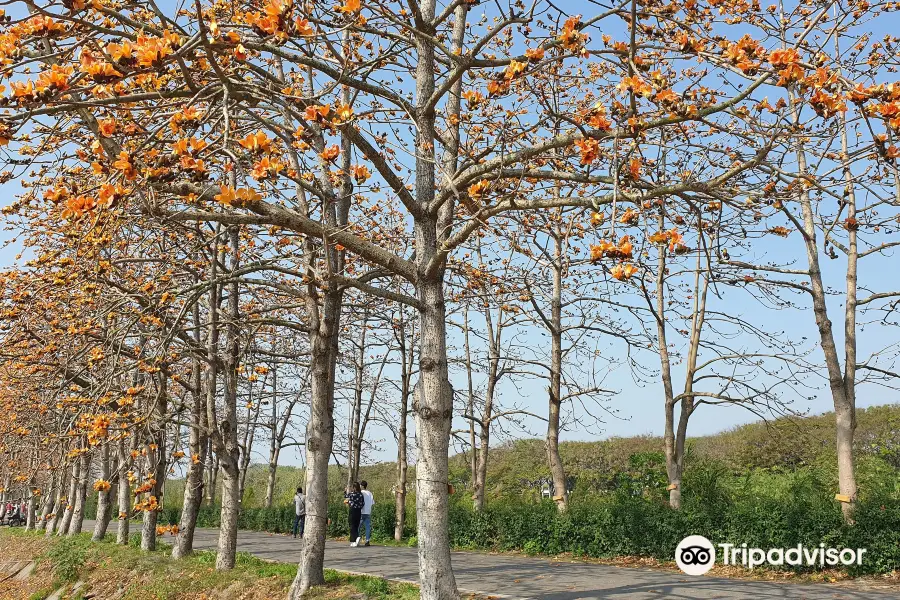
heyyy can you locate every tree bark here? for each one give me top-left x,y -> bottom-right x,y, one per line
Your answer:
414,278 -> 458,599
394,308 -> 413,542
116,436 -> 132,545
409,1 -> 466,595
789,88 -> 858,521
47,466 -> 69,537
68,451 -> 91,536
206,451 -> 219,507
173,281 -> 209,558
264,368 -> 279,510
288,289 -> 342,597
141,373 -> 169,552
37,471 -> 56,531
92,443 -> 113,541
287,60 -> 350,598
56,458 -> 79,536
25,483 -> 36,531
213,226 -> 242,570
546,259 -> 568,512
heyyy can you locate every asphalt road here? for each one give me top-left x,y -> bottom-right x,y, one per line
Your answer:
84,521 -> 898,599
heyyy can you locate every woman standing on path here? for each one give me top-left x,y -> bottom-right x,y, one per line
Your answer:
344,482 -> 364,547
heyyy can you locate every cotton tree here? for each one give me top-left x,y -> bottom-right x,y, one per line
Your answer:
695,1 -> 900,521
0,0 -> 879,598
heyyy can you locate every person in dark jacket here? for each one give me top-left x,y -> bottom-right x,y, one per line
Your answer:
344,482 -> 364,547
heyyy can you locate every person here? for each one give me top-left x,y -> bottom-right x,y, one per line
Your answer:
292,486 -> 306,539
360,480 -> 374,546
344,482 -> 364,547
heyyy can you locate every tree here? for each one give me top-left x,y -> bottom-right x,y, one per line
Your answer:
3,1 -> 883,598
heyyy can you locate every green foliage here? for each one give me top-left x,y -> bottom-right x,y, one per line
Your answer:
406,536 -> 417,548
150,406 -> 900,578
43,536 -> 89,584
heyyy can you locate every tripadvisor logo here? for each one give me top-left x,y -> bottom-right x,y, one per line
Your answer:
675,535 -> 716,576
675,535 -> 868,575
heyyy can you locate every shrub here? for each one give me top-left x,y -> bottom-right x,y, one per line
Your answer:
157,464 -> 900,576
44,537 -> 88,584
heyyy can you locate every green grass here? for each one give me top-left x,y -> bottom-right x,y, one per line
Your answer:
4,528 -> 420,600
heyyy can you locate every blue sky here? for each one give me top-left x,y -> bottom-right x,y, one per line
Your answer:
1,0 -> 897,470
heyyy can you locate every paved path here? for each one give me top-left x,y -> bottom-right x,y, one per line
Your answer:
86,521 -> 898,599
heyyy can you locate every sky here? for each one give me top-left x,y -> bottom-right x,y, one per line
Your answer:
0,0 -> 897,471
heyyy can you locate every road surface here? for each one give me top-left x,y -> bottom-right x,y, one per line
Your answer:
84,521 -> 898,599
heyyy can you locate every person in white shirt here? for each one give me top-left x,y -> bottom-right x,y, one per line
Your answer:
359,480 -> 374,546
292,486 -> 306,539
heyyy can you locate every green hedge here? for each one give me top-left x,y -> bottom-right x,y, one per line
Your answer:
153,470 -> 900,576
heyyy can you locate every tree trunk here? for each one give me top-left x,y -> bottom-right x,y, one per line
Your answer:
212,226 -> 243,571
141,373 -> 168,552
218,463 -> 241,568
789,88 -> 858,521
264,448 -> 280,510
414,277 -> 458,599
56,459 -> 79,536
206,451 -> 219,507
546,261 -> 568,512
462,306 -> 477,496
395,309 -> 413,542
409,0 -> 465,593
47,467 -> 68,537
173,288 -> 209,559
287,67 -> 349,595
116,437 -> 132,545
68,452 -> 91,536
37,472 -> 56,531
288,289 -> 341,597
264,369 -> 279,510
25,484 -> 37,531
92,444 -> 113,541
837,84 -> 859,522
473,271 -> 502,512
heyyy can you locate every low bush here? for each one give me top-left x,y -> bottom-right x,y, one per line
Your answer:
43,535 -> 89,584
153,464 -> 900,576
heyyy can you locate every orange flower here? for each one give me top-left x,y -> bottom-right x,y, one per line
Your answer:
558,15 -> 586,51
113,152 -> 137,180
351,164 -> 370,183
462,89 -> 484,109
627,158 -> 641,181
251,156 -> 285,180
238,131 -> 273,153
319,145 -> 340,161
336,0 -> 361,14
610,263 -> 638,281
618,208 -> 639,225
525,47 -> 544,62
304,104 -> 330,122
98,118 -> 116,137
574,138 -> 600,164
215,185 -> 237,205
106,41 -> 134,65
294,18 -> 315,36
36,65 -> 73,93
468,179 -> 490,199
504,60 -> 527,80
333,103 -> 354,123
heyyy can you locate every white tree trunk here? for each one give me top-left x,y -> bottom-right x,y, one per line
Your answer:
92,444 -> 113,541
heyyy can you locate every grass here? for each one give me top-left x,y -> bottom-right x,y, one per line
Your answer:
0,527 -> 421,600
